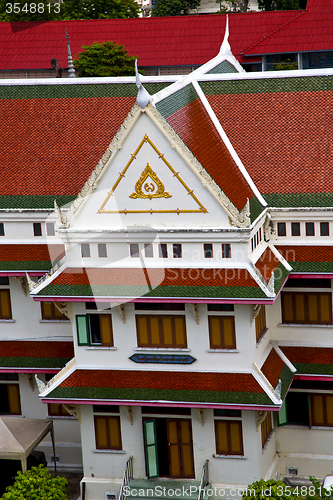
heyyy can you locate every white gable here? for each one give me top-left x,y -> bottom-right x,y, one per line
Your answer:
71,111 -> 233,230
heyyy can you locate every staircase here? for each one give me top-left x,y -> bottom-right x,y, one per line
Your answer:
126,478 -> 206,500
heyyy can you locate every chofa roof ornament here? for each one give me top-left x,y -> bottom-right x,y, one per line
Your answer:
135,59 -> 151,109
219,14 -> 231,56
66,29 -> 76,78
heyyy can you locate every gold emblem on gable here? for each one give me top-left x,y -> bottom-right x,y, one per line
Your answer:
129,163 -> 171,200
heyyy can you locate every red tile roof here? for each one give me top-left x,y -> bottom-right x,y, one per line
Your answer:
59,369 -> 265,393
40,267 -> 259,288
0,244 -> 64,262
0,340 -> 73,359
167,97 -> 254,210
0,12 -> 299,70
275,246 -> 333,263
243,0 -> 333,56
0,97 -> 134,197
255,248 -> 281,282
207,89 -> 333,195
280,345 -> 333,365
261,348 -> 285,387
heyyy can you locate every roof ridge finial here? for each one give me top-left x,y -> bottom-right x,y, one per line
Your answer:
219,14 -> 231,55
135,59 -> 151,109
66,29 -> 76,78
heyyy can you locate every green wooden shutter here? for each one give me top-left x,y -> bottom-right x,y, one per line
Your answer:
143,419 -> 159,479
277,399 -> 288,426
76,315 -> 89,346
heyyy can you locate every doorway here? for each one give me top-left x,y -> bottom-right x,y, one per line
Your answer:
143,418 -> 195,479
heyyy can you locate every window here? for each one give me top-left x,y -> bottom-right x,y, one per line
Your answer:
306,222 -> 315,236
173,244 -> 182,258
81,244 -> 90,258
0,277 -> 9,285
136,315 -> 187,348
277,223 -> 286,236
159,244 -> 168,258
214,420 -> 243,456
321,222 -> 329,236
33,222 -> 42,236
98,244 -> 107,258
0,290 -> 12,319
76,314 -> 113,346
135,303 -> 185,311
281,292 -> 332,324
261,413 -> 273,448
278,391 -> 310,427
46,223 -> 55,236
144,244 -> 153,258
48,404 -> 71,417
130,243 -> 139,258
0,382 -> 21,415
208,304 -> 234,311
204,244 -> 213,258
0,223 -> 4,236
310,394 -> 333,427
291,222 -> 300,236
94,415 -> 122,450
284,278 -> 331,288
222,244 -> 231,258
41,302 -> 68,321
255,306 -> 267,342
208,316 -> 236,349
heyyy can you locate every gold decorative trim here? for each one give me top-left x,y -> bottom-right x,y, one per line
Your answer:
98,134 -> 208,214
130,163 -> 171,200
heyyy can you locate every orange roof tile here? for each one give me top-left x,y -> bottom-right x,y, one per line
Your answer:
207,90 -> 333,195
275,245 -> 333,263
167,97 -> 254,211
255,248 -> 281,281
261,348 -> 285,387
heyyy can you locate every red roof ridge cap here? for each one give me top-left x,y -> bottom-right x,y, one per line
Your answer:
241,9 -> 305,56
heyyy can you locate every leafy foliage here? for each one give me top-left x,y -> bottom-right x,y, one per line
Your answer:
0,0 -> 139,21
74,41 -> 137,77
2,465 -> 67,500
274,59 -> 298,70
0,0 -> 64,21
258,0 -> 306,10
151,0 -> 201,16
61,0 -> 139,20
242,478 -> 333,500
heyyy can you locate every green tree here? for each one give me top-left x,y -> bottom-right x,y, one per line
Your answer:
61,0 -> 139,20
0,0 -> 64,21
0,0 -> 139,21
151,0 -> 201,16
74,41 -> 137,77
258,0 -> 306,10
2,465 -> 68,500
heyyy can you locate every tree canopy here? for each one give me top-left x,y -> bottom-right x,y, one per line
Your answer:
74,41 -> 137,77
258,0 -> 306,10
151,0 -> 201,16
2,466 -> 68,500
0,0 -> 139,21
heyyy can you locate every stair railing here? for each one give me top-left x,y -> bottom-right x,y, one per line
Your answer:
119,455 -> 133,500
198,459 -> 209,500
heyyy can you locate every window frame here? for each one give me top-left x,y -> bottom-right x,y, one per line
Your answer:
204,244 -> 213,259
0,382 -> 21,415
320,222 -> 330,236
214,419 -> 244,456
81,244 -> 90,258
0,289 -> 12,319
33,222 -> 42,237
94,414 -> 122,450
277,222 -> 286,236
306,222 -> 315,236
261,412 -> 273,448
281,291 -> 332,325
130,243 -> 139,258
76,314 -> 114,347
136,314 -> 187,348
173,244 -> 182,258
98,243 -> 107,258
291,222 -> 300,236
0,223 -> 5,236
310,393 -> 333,427
222,244 -> 231,258
255,305 -> 267,343
208,315 -> 236,349
159,244 -> 168,258
48,403 -> 71,417
41,301 -> 68,321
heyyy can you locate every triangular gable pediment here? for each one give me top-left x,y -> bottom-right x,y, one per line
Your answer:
98,133 -> 207,216
65,102 -> 248,230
